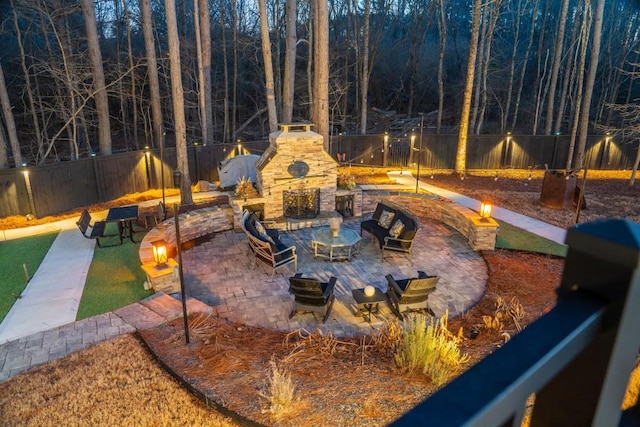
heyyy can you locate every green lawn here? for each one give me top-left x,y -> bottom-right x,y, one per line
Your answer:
76,229 -> 153,320
495,220 -> 567,257
0,232 -> 59,322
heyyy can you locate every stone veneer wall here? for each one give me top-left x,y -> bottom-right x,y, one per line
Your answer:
362,193 -> 498,251
255,125 -> 339,220
139,206 -> 234,266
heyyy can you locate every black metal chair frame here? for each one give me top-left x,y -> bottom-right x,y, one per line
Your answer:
385,271 -> 439,320
288,273 -> 337,323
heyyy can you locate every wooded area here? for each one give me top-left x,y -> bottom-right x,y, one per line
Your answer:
0,0 -> 639,172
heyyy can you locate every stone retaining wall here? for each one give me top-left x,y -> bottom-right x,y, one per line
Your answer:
139,205 -> 234,293
362,193 -> 498,251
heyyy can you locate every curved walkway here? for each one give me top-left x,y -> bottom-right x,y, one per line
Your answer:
0,174 -> 567,381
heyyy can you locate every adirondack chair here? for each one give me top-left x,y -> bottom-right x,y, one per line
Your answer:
288,273 -> 337,323
385,271 -> 439,320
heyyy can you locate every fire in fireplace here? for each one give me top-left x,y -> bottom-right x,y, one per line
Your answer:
283,188 -> 320,219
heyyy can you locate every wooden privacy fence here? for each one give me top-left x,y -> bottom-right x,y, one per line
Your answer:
0,135 -> 636,218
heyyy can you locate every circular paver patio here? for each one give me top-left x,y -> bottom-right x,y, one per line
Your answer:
182,213 -> 488,337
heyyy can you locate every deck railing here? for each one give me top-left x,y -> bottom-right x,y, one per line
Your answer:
391,218 -> 640,427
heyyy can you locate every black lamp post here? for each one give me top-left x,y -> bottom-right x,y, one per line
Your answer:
173,169 -> 189,344
173,203 -> 190,345
415,115 -> 424,194
160,132 -> 166,206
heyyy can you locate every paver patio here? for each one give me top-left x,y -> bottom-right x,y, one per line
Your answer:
183,216 -> 488,337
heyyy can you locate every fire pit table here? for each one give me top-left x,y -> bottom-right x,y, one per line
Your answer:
311,227 -> 361,262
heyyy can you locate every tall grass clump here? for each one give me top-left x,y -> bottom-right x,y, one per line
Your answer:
395,312 -> 469,387
260,357 -> 295,418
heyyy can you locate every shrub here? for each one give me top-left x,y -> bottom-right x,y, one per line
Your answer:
395,312 -> 469,387
260,357 -> 295,418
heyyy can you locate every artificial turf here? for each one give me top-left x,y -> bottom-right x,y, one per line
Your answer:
495,220 -> 567,257
76,226 -> 153,320
0,232 -> 59,323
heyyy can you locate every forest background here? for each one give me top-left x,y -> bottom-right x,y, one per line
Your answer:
0,0 -> 639,182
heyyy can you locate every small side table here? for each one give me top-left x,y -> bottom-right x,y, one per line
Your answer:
352,287 -> 386,322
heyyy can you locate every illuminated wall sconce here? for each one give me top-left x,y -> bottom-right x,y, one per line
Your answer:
151,239 -> 169,267
480,202 -> 492,220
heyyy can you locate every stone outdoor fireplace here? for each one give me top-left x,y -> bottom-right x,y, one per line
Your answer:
255,123 -> 339,220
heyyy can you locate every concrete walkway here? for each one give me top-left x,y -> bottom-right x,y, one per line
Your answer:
0,219 -> 95,344
0,178 -> 568,382
385,171 -> 567,245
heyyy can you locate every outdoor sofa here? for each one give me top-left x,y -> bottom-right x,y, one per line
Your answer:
360,201 -> 420,259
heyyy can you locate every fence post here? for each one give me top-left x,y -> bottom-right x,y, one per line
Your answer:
530,219 -> 640,426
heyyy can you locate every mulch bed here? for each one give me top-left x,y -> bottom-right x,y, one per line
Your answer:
138,249 -> 563,427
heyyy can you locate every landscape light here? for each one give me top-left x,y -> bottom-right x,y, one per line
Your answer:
480,202 -> 492,220
151,239 -> 168,267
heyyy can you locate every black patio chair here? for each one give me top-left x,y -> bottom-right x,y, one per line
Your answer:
385,271 -> 439,320
288,273 -> 337,323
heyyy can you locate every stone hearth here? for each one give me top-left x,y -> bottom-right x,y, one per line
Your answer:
254,123 -> 339,220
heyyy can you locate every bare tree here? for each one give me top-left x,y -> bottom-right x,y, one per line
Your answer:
436,0 -> 447,134
566,2 -> 592,170
0,63 -> 22,167
282,0 -> 297,123
575,0 -> 606,169
140,0 -> 164,148
313,0 -> 330,146
80,0 -> 112,155
258,0 -> 279,132
219,0 -> 230,143
165,0 -> 193,204
0,122 -> 8,169
455,0 -> 482,175
196,0 -> 213,145
358,0 -> 371,134
544,0 -> 569,135
11,0 -> 42,160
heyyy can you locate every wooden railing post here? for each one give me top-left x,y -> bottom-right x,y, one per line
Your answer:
531,219 -> 640,426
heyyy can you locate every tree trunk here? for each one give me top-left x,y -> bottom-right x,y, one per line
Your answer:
566,3 -> 592,170
0,121 -> 8,169
11,0 -> 42,161
258,0 -> 279,132
194,0 -> 206,145
475,0 -> 501,135
436,0 -> 447,134
80,0 -> 112,155
282,0 -> 297,123
554,6 -> 581,135
0,63 -> 23,167
198,0 -> 213,145
575,0 -> 606,169
359,0 -> 370,135
313,0 -> 330,146
544,0 -> 570,135
123,0 -> 139,147
140,0 -> 164,149
511,0 -> 539,131
455,0 -> 482,175
219,0 -> 230,143
232,0 -> 239,140
165,0 -> 193,205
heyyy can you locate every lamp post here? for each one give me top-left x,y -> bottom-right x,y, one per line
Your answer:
416,115 -> 424,194
173,203 -> 190,344
144,146 -> 151,190
160,132 -> 166,206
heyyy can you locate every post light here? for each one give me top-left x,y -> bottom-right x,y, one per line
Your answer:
173,169 -> 182,188
144,146 -> 151,189
151,239 -> 168,267
237,139 -> 242,156
480,202 -> 492,220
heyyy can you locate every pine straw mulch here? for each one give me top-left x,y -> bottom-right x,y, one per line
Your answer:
133,250 -> 563,427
